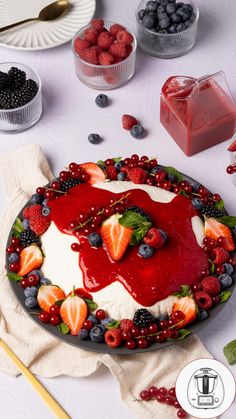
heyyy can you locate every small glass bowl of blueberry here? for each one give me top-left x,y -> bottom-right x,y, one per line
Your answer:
136,0 -> 199,58
0,62 -> 42,133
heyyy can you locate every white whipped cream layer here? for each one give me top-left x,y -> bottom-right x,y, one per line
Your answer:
41,181 -> 204,319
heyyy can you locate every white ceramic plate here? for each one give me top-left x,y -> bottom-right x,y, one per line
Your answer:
0,0 -> 96,50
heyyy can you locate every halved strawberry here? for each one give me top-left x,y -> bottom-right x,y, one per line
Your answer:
228,139 -> 236,152
37,285 -> 66,313
60,292 -> 87,335
18,245 -> 43,277
80,162 -> 106,185
205,218 -> 235,252
171,296 -> 197,329
101,213 -> 133,261
68,288 -> 92,300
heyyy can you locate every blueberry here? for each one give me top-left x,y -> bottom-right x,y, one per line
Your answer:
138,244 -> 154,258
29,269 -> 43,279
170,12 -> 181,23
159,229 -> 168,242
156,313 -> 168,322
88,232 -> 102,247
42,199 -> 48,207
184,20 -> 191,29
167,173 -> 176,181
30,193 -> 43,205
130,124 -> 145,139
9,252 -> 19,263
138,9 -> 146,20
189,180 -> 200,192
114,161 -> 124,170
176,2 -> 184,8
166,3 -> 176,15
191,197 -> 203,210
183,4 -> 193,14
176,22 -> 185,32
157,5 -> 166,15
197,309 -> 209,321
88,133 -> 102,145
78,328 -> 89,340
117,172 -> 126,181
143,14 -> 156,28
159,16 -> 170,29
89,324 -> 105,343
219,274 -> 233,289
101,317 -> 114,327
159,0 -> 169,5
95,94 -> 109,108
146,1 -> 158,12
189,12 -> 196,22
87,314 -> 99,325
40,277 -> 52,285
24,286 -> 38,298
25,296 -> 37,309
42,206 -> 50,216
223,263 -> 234,276
151,166 -> 162,175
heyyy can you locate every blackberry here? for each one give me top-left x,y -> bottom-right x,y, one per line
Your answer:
11,89 -> 32,108
201,204 -> 224,218
124,205 -> 151,221
8,67 -> 26,90
19,230 -> 41,247
22,79 -> 38,98
133,309 -> 154,328
0,71 -> 9,91
61,178 -> 82,192
0,89 -> 11,109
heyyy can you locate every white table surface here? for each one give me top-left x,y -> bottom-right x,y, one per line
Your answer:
0,0 -> 236,418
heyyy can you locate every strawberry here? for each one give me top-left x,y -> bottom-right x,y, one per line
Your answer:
68,288 -> 92,300
23,204 -> 41,220
201,276 -> 221,296
116,30 -> 133,45
144,228 -> 165,249
18,244 -> 43,277
106,165 -> 117,180
205,218 -> 235,252
29,215 -> 50,235
109,23 -> 125,37
211,247 -> 229,265
98,51 -> 114,66
80,46 -> 100,64
37,285 -> 66,313
126,44 -> 133,55
109,42 -> 127,58
122,114 -> 138,130
60,291 -> 87,335
105,329 -> 122,348
79,162 -> 106,184
91,18 -> 104,31
119,319 -> 134,333
83,27 -> 99,45
171,296 -> 197,329
194,291 -> 212,310
228,139 -> 236,152
74,37 -> 90,54
97,31 -> 114,50
128,168 -> 148,184
101,213 -> 133,261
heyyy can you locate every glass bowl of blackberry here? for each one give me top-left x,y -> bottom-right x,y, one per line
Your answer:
136,0 -> 199,58
0,62 -> 42,133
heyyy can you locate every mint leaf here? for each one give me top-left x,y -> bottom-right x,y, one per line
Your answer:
106,320 -> 120,330
178,190 -> 188,197
223,340 -> 236,365
130,225 -> 151,245
173,285 -> 191,297
169,329 -> 191,341
7,272 -> 22,282
215,199 -> 224,210
165,166 -> 183,183
12,217 -> 24,237
97,160 -> 106,168
119,211 -> 149,229
112,157 -> 122,163
55,299 -> 65,307
216,216 -> 236,229
219,291 -> 232,303
58,322 -> 70,335
84,298 -> 98,311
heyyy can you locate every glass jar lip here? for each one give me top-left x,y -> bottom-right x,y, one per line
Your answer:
135,1 -> 199,37
71,20 -> 137,69
0,61 -> 42,113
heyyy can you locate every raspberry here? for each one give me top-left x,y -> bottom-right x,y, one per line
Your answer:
122,114 -> 138,130
144,228 -> 165,249
23,204 -> 42,220
74,38 -> 90,54
83,28 -> 99,45
80,46 -> 100,64
201,276 -> 221,296
106,166 -> 117,180
109,23 -> 125,37
29,215 -> 50,235
97,31 -> 114,50
194,291 -> 213,310
128,168 -> 148,184
116,30 -> 133,45
120,319 -> 134,332
109,42 -> 127,58
91,18 -> 104,31
98,51 -> 114,66
105,329 -> 123,348
212,247 -> 229,265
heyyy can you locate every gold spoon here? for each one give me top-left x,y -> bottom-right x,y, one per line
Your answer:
0,0 -> 70,33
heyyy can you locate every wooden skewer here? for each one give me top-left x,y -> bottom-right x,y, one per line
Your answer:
0,339 -> 71,419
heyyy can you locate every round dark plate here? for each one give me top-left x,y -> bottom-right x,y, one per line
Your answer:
6,169 -> 236,354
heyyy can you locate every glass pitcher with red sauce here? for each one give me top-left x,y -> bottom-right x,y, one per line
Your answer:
160,72 -> 236,156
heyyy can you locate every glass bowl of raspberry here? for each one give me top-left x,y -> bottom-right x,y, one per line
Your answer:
72,19 -> 137,90
136,0 -> 199,58
0,62 -> 42,133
